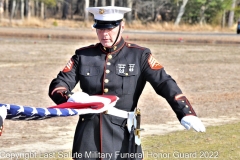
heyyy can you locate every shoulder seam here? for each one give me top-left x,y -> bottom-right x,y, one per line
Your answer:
125,43 -> 145,50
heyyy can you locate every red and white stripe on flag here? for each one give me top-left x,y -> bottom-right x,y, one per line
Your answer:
49,95 -> 117,109
49,95 -> 118,115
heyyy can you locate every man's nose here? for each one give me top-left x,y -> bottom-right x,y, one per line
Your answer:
103,31 -> 109,35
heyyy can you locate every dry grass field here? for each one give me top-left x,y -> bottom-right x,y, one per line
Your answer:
0,17 -> 238,32
0,25 -> 240,158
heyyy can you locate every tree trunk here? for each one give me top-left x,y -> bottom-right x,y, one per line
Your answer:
40,1 -> 44,19
5,0 -> 9,18
134,1 -> 138,20
228,0 -> 236,27
199,5 -> 206,26
222,10 -> 226,28
174,0 -> 188,26
10,0 -> 16,22
0,0 -> 3,22
30,0 -> 34,18
70,0 -> 73,19
56,2 -> 62,18
25,0 -> 30,19
84,0 -> 89,21
35,0 -> 39,17
126,0 -> 132,23
21,0 -> 24,20
14,0 -> 19,18
151,0 -> 154,20
62,0 -> 69,19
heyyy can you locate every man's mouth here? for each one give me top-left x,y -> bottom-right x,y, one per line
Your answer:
102,39 -> 111,42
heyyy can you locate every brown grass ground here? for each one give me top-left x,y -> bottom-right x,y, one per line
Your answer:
0,17 -> 238,32
0,26 -> 239,155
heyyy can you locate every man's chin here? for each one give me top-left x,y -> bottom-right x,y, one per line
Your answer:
101,42 -> 112,48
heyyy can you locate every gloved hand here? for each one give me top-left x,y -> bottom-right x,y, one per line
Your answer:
181,115 -> 206,132
67,92 -> 89,102
67,92 -> 116,106
0,105 -> 7,122
64,92 -> 119,114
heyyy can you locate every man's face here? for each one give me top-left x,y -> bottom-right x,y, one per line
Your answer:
96,22 -> 124,47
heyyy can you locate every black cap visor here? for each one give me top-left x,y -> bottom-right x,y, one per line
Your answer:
93,19 -> 122,29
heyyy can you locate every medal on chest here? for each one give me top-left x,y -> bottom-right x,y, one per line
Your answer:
117,64 -> 136,75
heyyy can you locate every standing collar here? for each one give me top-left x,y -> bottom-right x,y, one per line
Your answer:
100,38 -> 125,54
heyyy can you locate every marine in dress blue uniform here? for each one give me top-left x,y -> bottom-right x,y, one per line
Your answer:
49,6 -> 205,160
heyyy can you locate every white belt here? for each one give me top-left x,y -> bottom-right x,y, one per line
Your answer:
104,107 -> 133,119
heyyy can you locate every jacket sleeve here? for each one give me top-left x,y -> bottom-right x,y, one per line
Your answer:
49,53 -> 79,104
141,50 -> 197,121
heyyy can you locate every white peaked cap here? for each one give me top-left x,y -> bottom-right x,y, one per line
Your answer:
87,6 -> 131,21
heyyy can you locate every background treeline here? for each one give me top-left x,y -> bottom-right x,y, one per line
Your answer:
0,0 -> 240,28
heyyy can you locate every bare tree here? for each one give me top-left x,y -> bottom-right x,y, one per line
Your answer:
30,0 -> 35,18
126,0 -> 133,22
5,0 -> 9,18
62,0 -> 70,19
151,0 -> 154,19
133,0 -> 155,22
40,1 -> 44,19
228,0 -> 236,27
222,10 -> 226,28
10,0 -> 16,22
21,0 -> 24,20
154,1 -> 169,22
14,0 -> 19,18
35,0 -> 39,17
70,0 -> 73,19
25,0 -> 30,19
199,5 -> 207,26
85,0 -> 89,21
174,0 -> 189,25
0,0 -> 3,21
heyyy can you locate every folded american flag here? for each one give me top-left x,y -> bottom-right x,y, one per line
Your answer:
0,95 -> 118,121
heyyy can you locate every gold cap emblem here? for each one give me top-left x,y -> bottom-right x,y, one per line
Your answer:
99,9 -> 105,14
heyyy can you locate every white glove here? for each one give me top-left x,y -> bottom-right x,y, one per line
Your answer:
65,92 -> 119,115
67,92 -> 89,102
67,92 -> 116,107
0,105 -> 7,122
181,115 -> 206,132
